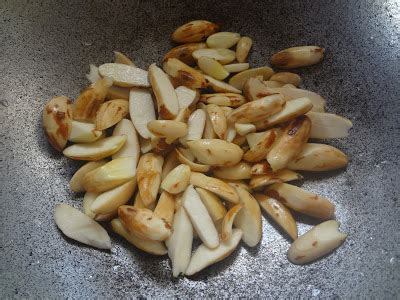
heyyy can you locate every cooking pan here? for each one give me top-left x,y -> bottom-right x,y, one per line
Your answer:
1,0 -> 399,297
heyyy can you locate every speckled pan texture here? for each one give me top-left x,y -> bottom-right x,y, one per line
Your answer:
1,0 -> 399,298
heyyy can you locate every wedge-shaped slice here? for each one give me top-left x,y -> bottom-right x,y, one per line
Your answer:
74,77 -> 113,121
200,93 -> 246,107
69,121 -> 102,143
161,151 -> 180,181
165,206 -> 193,277
270,72 -> 301,86
223,179 -> 251,192
306,112 -> 353,139
54,204 -> 111,249
271,46 -> 324,69
226,124 -> 236,143
254,194 -> 297,240
139,136 -> 152,153
229,67 -> 274,90
206,104 -> 227,139
95,99 -> 129,130
98,63 -> 149,88
224,63 -> 250,73
83,156 -> 136,193
129,88 -> 156,139
250,170 -> 303,190
174,108 -> 191,123
236,36 -> 253,63
232,187 -> 262,247
196,187 -> 227,230
254,97 -> 313,130
205,75 -> 242,93
221,204 -> 243,242
288,143 -> 348,171
288,220 -> 347,264
163,42 -> 207,65
198,57 -> 230,80
185,229 -> 243,276
137,153 -> 164,206
118,205 -> 172,241
206,32 -> 240,49
213,161 -> 251,180
190,172 -> 239,204
198,102 -> 217,139
133,192 -> 156,211
266,183 -> 335,219
243,77 -> 272,102
228,94 -> 285,124
180,109 -> 206,145
172,20 -> 219,43
111,218 -> 167,255
163,58 -> 206,89
175,148 -> 210,173
112,119 -> 140,164
148,63 -> 179,119
114,51 -> 136,67
91,179 -> 136,214
234,123 -> 256,136
267,115 -> 311,171
63,135 -> 127,161
42,96 -> 72,151
269,87 -> 325,112
250,161 -> 272,175
182,185 -> 219,248
243,129 -> 278,162
192,48 -> 236,65
70,160 -> 107,192
82,192 -> 117,221
175,86 -> 200,109
187,139 -> 243,167
161,164 -> 191,194
153,192 -> 175,223
147,120 -> 188,144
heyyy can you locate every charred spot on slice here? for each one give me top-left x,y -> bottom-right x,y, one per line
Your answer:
312,241 -> 318,246
266,189 -> 287,204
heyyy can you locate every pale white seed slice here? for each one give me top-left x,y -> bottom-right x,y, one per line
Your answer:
147,120 -> 188,144
111,218 -> 167,255
136,153 -> 164,206
205,75 -> 242,93
175,148 -> 210,173
83,156 -> 136,193
236,36 -> 253,63
42,96 -> 72,151
165,206 -> 193,277
270,72 -> 301,86
206,104 -> 227,139
129,88 -> 156,139
82,192 -> 116,222
200,93 -> 246,107
206,32 -> 240,49
306,112 -> 353,139
213,161 -> 252,180
54,204 -> 111,249
161,151 -> 180,181
161,164 -> 191,194
288,220 -> 347,264
229,67 -> 274,90
118,205 -> 172,241
174,108 -> 191,123
254,194 -> 298,240
270,87 -> 325,112
198,57 -> 230,80
148,63 -> 179,119
232,187 -> 262,247
190,172 -> 239,204
271,46 -> 324,69
95,99 -> 129,130
195,187 -> 227,229
139,136 -> 153,154
70,160 -> 107,192
98,63 -> 149,87
221,204 -> 243,242
182,185 -> 219,248
192,48 -> 236,65
224,63 -> 250,73
63,135 -> 127,161
153,192 -> 175,224
112,119 -> 140,165
86,64 -> 101,83
288,143 -> 348,171
266,183 -> 335,220
133,192 -> 156,211
180,109 -> 206,145
175,86 -> 199,110
114,51 -> 137,67
249,170 -> 303,190
69,121 -> 102,143
172,20 -> 219,43
234,123 -> 256,136
185,229 -> 243,276
200,102 -> 217,139
91,179 -> 136,214
254,97 -> 313,130
187,139 -> 244,167
226,124 -> 236,143
163,58 -> 206,89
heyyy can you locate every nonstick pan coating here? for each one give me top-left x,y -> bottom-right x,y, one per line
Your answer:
1,0 -> 399,298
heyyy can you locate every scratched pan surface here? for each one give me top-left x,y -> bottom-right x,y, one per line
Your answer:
1,0 -> 399,298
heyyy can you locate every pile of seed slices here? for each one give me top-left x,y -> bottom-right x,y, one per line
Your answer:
43,20 -> 352,277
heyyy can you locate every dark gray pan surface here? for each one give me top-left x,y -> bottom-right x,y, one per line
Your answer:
1,0 -> 399,298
